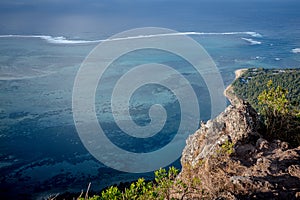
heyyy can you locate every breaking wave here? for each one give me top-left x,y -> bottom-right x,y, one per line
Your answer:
291,48 -> 300,53
241,37 -> 262,45
0,31 -> 262,45
0,35 -> 96,44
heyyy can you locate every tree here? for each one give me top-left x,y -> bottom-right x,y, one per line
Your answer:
258,80 -> 289,135
258,80 -> 300,146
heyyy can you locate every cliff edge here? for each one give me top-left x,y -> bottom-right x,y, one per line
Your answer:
177,69 -> 300,199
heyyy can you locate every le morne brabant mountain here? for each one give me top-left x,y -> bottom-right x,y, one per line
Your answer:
57,68 -> 300,200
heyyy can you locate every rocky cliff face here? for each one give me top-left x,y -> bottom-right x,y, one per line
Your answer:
176,85 -> 300,199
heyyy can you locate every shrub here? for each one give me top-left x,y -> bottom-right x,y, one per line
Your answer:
258,80 -> 300,146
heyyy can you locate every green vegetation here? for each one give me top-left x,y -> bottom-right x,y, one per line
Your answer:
233,68 -> 300,147
232,68 -> 300,110
77,167 -> 182,200
258,80 -> 290,133
217,140 -> 234,156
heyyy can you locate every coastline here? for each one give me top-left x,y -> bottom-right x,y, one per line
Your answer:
179,67 -> 300,200
233,68 -> 248,79
224,68 -> 248,106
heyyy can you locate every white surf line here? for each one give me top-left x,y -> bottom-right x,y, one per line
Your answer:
241,37 -> 262,45
0,31 -> 262,44
291,48 -> 300,53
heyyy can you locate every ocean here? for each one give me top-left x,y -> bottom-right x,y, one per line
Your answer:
0,0 -> 300,199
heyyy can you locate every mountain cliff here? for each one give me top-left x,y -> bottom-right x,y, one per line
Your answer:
177,70 -> 300,199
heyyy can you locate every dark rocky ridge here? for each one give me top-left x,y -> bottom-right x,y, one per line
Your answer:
176,70 -> 300,199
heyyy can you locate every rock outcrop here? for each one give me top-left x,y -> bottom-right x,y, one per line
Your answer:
176,73 -> 300,199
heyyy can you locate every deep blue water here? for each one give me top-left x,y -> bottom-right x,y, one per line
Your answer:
0,0 -> 300,199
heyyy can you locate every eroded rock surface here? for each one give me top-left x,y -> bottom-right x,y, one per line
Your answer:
177,85 -> 300,200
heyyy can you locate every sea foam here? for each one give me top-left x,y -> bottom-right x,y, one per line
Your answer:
0,35 -> 96,44
0,31 -> 262,45
241,38 -> 262,45
291,48 -> 300,53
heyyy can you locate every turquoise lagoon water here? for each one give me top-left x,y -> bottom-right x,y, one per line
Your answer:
1,32 -> 299,199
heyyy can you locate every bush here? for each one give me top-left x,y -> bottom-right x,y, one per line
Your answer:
75,167 -> 181,200
258,80 -> 300,146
